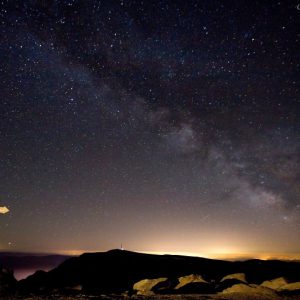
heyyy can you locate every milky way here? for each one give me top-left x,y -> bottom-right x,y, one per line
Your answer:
0,1 -> 299,257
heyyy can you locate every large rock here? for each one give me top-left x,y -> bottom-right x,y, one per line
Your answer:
175,274 -> 207,289
221,283 -> 279,299
221,273 -> 247,283
0,267 -> 17,295
278,282 -> 300,295
133,277 -> 169,295
174,274 -> 213,294
261,277 -> 288,290
217,273 -> 247,291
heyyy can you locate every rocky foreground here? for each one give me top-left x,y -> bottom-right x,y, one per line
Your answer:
1,250 -> 300,299
2,295 -> 300,300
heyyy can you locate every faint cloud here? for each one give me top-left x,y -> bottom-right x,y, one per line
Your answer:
0,206 -> 9,214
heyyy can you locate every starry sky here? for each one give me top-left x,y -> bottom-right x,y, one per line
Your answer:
0,0 -> 299,259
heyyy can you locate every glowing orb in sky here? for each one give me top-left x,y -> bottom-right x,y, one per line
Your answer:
0,206 -> 9,214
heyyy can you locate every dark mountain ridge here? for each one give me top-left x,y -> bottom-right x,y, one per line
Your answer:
18,249 -> 300,294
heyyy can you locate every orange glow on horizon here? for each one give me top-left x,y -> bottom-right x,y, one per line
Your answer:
49,249 -> 300,261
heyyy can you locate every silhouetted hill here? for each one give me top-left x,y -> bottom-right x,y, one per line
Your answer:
18,249 -> 300,295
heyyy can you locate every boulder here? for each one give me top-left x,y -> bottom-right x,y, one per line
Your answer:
261,277 -> 288,290
221,273 -> 247,283
0,267 -> 17,295
221,283 -> 279,299
217,273 -> 247,291
133,277 -> 168,295
175,274 -> 207,289
174,274 -> 213,294
278,282 -> 300,295
152,278 -> 175,294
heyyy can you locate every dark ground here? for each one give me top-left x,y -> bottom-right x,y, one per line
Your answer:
2,294 -> 300,300
2,251 -> 300,299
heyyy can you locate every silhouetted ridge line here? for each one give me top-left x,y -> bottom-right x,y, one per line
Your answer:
14,249 -> 300,295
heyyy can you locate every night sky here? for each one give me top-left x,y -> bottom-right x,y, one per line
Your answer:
0,1 -> 299,259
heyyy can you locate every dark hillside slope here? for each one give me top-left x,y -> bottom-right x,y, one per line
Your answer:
18,250 -> 300,294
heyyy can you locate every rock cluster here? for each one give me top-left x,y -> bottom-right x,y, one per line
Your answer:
132,273 -> 300,297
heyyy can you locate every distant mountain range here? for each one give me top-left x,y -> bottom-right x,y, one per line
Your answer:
0,252 -> 72,280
